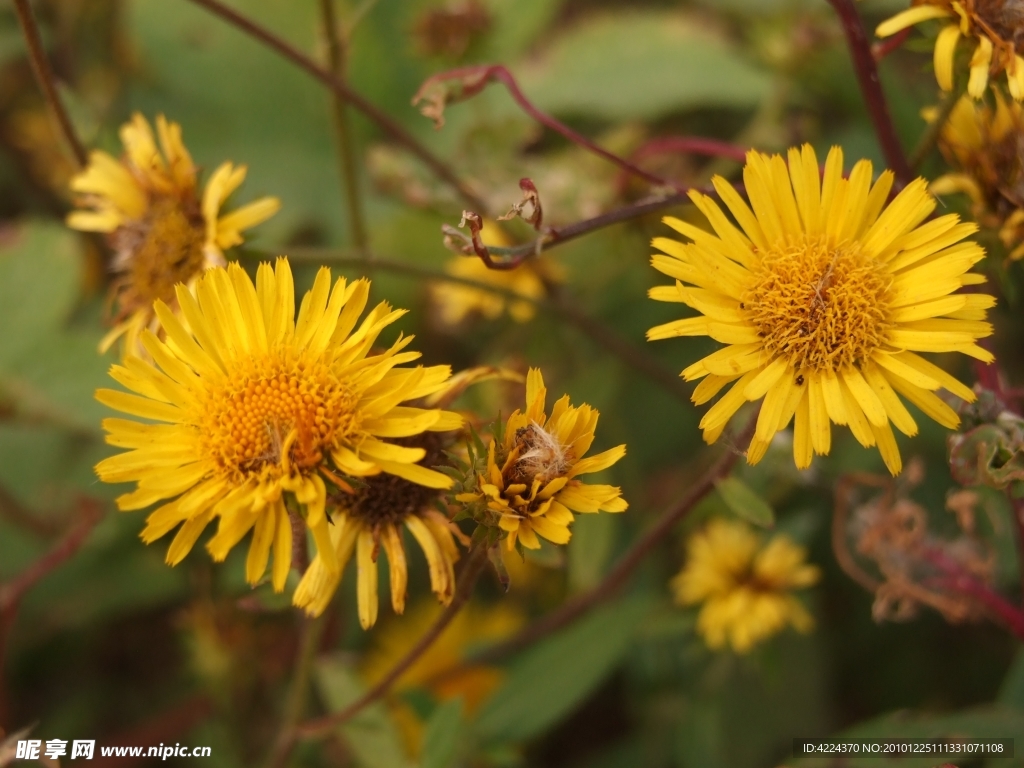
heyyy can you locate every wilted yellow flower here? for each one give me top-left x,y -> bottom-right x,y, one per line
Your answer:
457,368 -> 627,550
293,432 -> 465,629
876,1 -> 1024,100
672,518 -> 819,653
67,113 -> 280,355
95,258 -> 460,593
927,93 -> 1024,259
293,364 -> 524,627
648,144 -> 994,475
432,220 -> 564,325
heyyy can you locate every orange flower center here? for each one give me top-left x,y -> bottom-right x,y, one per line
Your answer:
745,236 -> 894,373
194,353 -> 359,482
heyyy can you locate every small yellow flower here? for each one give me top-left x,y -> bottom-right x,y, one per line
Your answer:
927,93 -> 1024,259
457,368 -> 627,551
95,258 -> 460,593
432,220 -> 564,325
67,113 -> 280,356
648,144 -> 995,475
672,518 -> 819,653
293,432 -> 465,629
876,1 -> 1024,100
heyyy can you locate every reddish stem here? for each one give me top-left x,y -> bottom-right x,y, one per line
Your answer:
631,136 -> 750,166
182,0 -> 487,213
12,0 -> 87,167
414,64 -> 681,190
0,498 -> 103,612
0,498 -> 103,723
826,0 -> 913,186
921,547 -> 1024,640
872,27 -> 912,62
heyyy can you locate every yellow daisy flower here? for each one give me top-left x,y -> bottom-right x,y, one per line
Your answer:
293,432 -> 465,629
457,368 -> 627,551
67,113 -> 280,355
432,220 -> 564,325
876,1 -> 1024,100
672,518 -> 819,653
926,93 -> 1024,259
94,257 -> 461,593
647,144 -> 995,476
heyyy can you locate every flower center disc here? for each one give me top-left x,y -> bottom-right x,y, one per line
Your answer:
345,434 -> 443,527
195,354 -> 358,482
510,424 -> 572,486
745,237 -> 893,372
116,196 -> 206,310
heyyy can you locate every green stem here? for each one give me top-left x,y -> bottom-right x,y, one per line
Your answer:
319,0 -> 369,255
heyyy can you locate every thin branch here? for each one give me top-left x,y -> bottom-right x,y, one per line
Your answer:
181,0 -> 487,213
612,137 -> 749,197
12,0 -> 87,167
0,482 -> 63,538
871,27 -> 912,62
447,188 -> 698,270
0,497 -> 103,720
260,248 -> 694,407
629,136 -> 750,167
295,542 -> 490,738
319,0 -> 369,253
413,65 -> 681,190
826,0 -> 912,187
0,497 -> 103,612
263,614 -> 327,768
467,413 -> 757,664
923,547 -> 1024,640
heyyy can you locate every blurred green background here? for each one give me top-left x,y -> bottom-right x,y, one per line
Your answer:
2,0 -> 1024,766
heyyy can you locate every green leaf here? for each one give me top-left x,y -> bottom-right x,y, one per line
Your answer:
315,655 -> 412,768
516,10 -> 772,122
715,476 -> 775,528
473,596 -> 652,745
568,512 -> 618,592
421,698 -> 464,768
0,221 -> 81,369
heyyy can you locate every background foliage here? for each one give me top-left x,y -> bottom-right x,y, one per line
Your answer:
2,0 -> 1024,766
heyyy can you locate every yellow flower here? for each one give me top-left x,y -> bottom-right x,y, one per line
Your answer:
926,94 -> 1024,259
293,432 -> 465,629
360,599 -> 523,756
876,1 -> 1024,100
647,144 -> 994,476
457,368 -> 627,551
67,113 -> 280,356
672,518 -> 819,653
95,258 -> 461,593
432,220 -> 564,325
